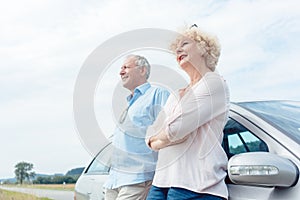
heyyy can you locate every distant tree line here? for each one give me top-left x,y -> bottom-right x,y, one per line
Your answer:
33,175 -> 77,184
33,167 -> 84,184
13,161 -> 84,184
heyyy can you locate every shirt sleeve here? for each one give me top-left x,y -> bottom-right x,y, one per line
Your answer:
165,74 -> 229,142
151,88 -> 170,120
145,88 -> 170,149
157,88 -> 170,106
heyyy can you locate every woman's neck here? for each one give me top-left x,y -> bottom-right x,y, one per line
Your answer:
187,69 -> 202,86
190,77 -> 201,86
188,66 -> 212,86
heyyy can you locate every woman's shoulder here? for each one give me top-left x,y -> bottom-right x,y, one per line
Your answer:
200,71 -> 227,84
193,71 -> 229,93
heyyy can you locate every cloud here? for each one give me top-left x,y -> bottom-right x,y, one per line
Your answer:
196,0 -> 300,101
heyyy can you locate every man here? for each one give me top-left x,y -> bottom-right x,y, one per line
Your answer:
104,55 -> 170,200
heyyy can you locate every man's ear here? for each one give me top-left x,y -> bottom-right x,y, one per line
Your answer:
139,66 -> 147,77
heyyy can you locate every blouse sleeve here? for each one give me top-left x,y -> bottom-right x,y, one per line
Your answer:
165,74 -> 229,142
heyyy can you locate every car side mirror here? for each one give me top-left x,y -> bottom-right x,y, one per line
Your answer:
228,152 -> 299,187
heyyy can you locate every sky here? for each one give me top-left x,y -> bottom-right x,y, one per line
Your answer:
1,0 -> 300,179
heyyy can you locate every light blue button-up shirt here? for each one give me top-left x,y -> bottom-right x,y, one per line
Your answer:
104,82 -> 169,189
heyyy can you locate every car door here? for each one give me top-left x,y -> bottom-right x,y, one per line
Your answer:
75,143 -> 112,200
224,112 -> 300,200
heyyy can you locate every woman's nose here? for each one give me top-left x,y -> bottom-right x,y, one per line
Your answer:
176,46 -> 183,55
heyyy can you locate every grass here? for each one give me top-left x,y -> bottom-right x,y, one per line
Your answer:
0,189 -> 52,200
3,183 -> 75,191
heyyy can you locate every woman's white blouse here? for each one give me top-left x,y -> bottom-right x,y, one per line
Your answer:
146,72 -> 230,199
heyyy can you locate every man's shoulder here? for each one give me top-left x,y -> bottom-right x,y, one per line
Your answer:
148,85 -> 170,104
149,85 -> 169,94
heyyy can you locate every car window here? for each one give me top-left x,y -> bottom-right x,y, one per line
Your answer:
236,101 -> 300,144
86,158 -> 110,175
222,118 -> 268,158
85,143 -> 112,175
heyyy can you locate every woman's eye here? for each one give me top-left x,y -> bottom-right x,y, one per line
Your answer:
182,42 -> 188,46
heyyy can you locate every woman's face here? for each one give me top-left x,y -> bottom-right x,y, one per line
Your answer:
175,37 -> 203,69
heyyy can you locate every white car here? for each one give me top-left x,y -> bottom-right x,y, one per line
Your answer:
74,143 -> 111,200
74,101 -> 300,200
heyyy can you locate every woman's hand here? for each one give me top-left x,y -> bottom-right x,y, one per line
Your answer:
148,138 -> 166,151
148,131 -> 171,151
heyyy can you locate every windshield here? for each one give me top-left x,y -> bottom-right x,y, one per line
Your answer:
236,101 -> 300,144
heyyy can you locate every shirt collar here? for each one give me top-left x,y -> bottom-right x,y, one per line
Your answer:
135,82 -> 151,94
126,82 -> 151,102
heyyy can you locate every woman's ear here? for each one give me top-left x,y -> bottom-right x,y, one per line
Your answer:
196,43 -> 206,57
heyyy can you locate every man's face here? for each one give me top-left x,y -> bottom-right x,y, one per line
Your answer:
119,57 -> 146,92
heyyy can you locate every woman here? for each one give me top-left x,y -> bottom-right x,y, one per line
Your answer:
146,25 -> 230,200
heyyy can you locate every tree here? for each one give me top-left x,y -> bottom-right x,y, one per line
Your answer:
14,161 -> 36,184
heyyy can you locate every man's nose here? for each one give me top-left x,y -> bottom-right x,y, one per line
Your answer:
120,69 -> 125,75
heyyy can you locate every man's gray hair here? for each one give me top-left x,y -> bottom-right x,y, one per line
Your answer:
127,54 -> 151,79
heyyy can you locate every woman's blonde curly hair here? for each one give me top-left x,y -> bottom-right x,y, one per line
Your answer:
170,25 -> 221,71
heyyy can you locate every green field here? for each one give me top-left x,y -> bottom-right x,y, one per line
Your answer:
3,183 -> 75,191
0,188 -> 52,200
0,184 -> 75,199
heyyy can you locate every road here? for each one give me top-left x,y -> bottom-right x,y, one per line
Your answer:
0,186 -> 74,200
